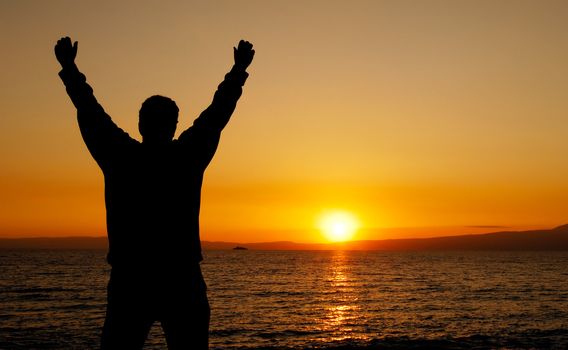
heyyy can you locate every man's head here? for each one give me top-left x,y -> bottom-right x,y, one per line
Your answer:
139,95 -> 179,144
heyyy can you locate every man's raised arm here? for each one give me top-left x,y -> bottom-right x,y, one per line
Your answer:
55,36 -> 133,168
178,40 -> 254,165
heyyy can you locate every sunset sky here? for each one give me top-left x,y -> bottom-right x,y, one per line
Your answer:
1,1 -> 568,242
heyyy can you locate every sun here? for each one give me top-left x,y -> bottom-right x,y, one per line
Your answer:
318,210 -> 360,242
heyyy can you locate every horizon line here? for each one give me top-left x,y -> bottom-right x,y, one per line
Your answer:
0,223 -> 565,244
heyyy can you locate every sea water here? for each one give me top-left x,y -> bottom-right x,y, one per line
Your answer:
1,250 -> 568,349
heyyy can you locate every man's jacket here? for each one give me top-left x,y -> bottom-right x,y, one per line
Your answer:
59,64 -> 248,270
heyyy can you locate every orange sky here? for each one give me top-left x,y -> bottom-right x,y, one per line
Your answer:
1,1 -> 568,242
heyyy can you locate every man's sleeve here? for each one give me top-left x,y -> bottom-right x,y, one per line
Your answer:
59,64 -> 134,168
178,66 -> 249,168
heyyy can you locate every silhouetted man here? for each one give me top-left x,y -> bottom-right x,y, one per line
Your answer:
55,36 -> 254,349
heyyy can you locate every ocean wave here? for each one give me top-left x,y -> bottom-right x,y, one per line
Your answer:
2,287 -> 76,294
210,330 -> 568,350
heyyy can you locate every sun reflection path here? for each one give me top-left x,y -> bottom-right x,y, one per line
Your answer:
316,251 -> 368,343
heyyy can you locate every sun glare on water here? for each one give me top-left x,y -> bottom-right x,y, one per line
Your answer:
318,210 -> 360,242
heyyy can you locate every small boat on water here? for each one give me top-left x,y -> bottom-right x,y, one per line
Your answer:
233,246 -> 248,250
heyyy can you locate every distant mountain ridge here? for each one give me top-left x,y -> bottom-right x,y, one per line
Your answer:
1,225 -> 567,250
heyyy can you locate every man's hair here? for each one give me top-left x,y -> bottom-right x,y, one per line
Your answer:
139,95 -> 179,123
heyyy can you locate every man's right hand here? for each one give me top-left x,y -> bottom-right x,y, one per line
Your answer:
55,36 -> 78,68
233,40 -> 254,71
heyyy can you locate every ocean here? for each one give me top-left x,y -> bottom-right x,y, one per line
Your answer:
1,250 -> 567,349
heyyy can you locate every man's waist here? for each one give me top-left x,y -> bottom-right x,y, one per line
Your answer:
106,247 -> 203,268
